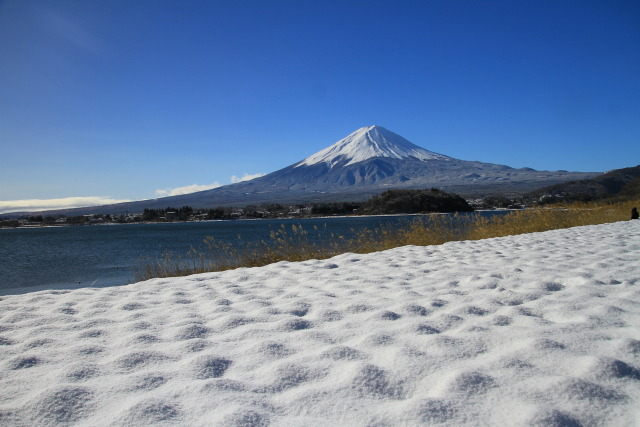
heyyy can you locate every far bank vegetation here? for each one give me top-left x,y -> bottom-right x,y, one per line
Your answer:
358,188 -> 473,215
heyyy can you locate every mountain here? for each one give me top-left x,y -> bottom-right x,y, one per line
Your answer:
212,125 -> 598,201
525,164 -> 640,202
6,125 -> 601,216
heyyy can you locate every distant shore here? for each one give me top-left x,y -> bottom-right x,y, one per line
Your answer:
1,210 -> 496,229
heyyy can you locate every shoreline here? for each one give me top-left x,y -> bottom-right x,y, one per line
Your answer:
0,209 -> 516,230
0,211 -> 518,296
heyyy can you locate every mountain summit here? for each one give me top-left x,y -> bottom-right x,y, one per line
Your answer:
296,125 -> 450,168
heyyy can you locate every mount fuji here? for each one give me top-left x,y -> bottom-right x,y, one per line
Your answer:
13,126 -> 600,215
203,125 -> 597,203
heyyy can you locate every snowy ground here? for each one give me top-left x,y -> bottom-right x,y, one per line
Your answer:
1,221 -> 639,426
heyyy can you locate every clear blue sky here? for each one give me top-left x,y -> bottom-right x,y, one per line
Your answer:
1,0 -> 639,212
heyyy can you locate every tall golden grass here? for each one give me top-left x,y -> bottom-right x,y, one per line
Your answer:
134,199 -> 639,281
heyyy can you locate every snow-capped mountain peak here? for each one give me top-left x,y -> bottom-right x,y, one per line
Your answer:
296,125 -> 450,168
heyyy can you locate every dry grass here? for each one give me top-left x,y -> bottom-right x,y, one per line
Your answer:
463,200 -> 636,240
134,199 -> 639,281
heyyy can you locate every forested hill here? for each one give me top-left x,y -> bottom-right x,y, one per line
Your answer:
525,165 -> 640,202
358,188 -> 473,215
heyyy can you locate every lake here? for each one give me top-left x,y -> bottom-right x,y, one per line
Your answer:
0,212 -> 508,295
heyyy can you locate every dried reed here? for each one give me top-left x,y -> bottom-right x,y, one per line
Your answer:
134,199 -> 639,281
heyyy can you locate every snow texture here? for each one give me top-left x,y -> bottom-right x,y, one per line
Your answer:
1,221 -> 639,426
297,125 -> 451,169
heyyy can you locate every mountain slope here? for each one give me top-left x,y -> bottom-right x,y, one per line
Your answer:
525,165 -> 640,201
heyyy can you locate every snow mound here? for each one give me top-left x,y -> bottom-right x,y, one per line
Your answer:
296,125 -> 450,168
1,221 -> 639,425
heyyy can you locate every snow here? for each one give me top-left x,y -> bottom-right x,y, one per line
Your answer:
296,125 -> 451,168
1,221 -> 640,426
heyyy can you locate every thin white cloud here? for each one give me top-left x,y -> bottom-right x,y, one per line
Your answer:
155,182 -> 222,197
0,197 -> 131,214
37,7 -> 104,53
230,173 -> 264,183
154,175 -> 262,197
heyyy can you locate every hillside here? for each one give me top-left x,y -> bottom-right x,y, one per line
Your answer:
358,188 -> 473,215
526,165 -> 640,202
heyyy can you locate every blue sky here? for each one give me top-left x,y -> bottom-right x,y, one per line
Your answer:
1,0 -> 639,212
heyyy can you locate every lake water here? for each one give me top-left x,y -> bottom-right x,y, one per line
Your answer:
0,212 -> 508,294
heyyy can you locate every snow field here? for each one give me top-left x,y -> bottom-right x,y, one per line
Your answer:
1,221 -> 639,426
297,125 -> 449,168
